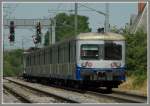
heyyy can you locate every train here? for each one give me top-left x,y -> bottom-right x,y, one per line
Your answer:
22,32 -> 126,91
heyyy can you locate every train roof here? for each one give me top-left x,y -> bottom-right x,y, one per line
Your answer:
23,32 -> 125,55
75,32 -> 125,40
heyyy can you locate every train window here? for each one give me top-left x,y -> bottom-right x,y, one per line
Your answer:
37,53 -> 39,65
74,42 -> 76,62
35,53 -> 36,65
41,51 -> 43,64
80,44 -> 99,60
57,46 -> 60,64
32,54 -> 34,65
27,56 -> 29,66
70,43 -> 73,62
59,47 -> 61,63
68,43 -> 70,63
62,45 -> 64,63
46,49 -> 48,64
33,54 -> 35,65
39,52 -> 41,65
30,55 -> 31,66
43,50 -> 45,64
31,54 -> 32,65
64,43 -> 69,63
40,52 -> 42,65
60,46 -> 63,63
36,53 -> 38,65
50,49 -> 52,64
33,54 -> 34,65
26,56 -> 29,66
52,47 -> 55,64
36,53 -> 37,65
30,55 -> 32,65
32,55 -> 33,65
70,41 -> 76,62
104,42 -> 122,60
55,47 -> 58,63
29,55 -> 31,66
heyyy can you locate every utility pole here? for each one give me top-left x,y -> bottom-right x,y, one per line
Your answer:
22,39 -> 24,50
75,2 -> 78,36
52,18 -> 56,44
48,24 -> 52,45
105,3 -> 109,32
49,18 -> 56,45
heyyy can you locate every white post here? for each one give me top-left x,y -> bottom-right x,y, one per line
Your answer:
52,18 -> 56,44
105,3 -> 109,32
48,25 -> 52,45
75,2 -> 78,36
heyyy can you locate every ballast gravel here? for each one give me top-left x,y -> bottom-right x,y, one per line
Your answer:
4,77 -> 116,103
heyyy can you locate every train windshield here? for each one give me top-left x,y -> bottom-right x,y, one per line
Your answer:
80,42 -> 122,60
104,42 -> 122,60
80,44 -> 99,60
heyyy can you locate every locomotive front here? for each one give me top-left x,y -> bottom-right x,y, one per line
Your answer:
75,32 -> 126,88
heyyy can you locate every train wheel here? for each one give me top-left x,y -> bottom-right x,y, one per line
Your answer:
74,84 -> 80,89
106,87 -> 112,93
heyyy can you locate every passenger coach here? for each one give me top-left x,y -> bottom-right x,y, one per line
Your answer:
23,32 -> 126,90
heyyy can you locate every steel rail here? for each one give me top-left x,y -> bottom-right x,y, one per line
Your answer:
4,77 -> 147,103
3,78 -> 79,103
3,85 -> 33,103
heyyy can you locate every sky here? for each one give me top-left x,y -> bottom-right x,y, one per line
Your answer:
3,2 -> 138,50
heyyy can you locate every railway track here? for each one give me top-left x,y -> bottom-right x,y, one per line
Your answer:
3,77 -> 112,103
86,89 -> 147,103
3,88 -> 26,103
3,78 -> 79,103
3,77 -> 147,103
32,79 -> 147,103
46,84 -> 147,103
112,89 -> 147,103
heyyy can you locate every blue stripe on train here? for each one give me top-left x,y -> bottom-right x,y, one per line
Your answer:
76,65 -> 82,80
76,65 -> 126,81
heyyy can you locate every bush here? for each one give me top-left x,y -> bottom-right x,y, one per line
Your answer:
124,29 -> 147,85
3,49 -> 23,77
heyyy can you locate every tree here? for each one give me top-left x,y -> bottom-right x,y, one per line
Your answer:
44,13 -> 91,46
3,49 -> 23,76
124,29 -> 147,84
110,25 -> 147,85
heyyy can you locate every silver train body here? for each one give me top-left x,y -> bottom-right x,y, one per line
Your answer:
23,32 -> 126,88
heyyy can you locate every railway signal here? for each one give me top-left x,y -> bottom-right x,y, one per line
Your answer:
36,22 -> 41,35
34,35 -> 41,44
33,22 -> 42,44
36,22 -> 41,43
97,27 -> 104,33
9,21 -> 15,42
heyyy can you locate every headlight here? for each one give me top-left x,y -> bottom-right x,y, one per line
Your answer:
111,62 -> 121,68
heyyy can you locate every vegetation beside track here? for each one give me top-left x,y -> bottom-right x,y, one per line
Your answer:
119,29 -> 147,93
3,49 -> 23,77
